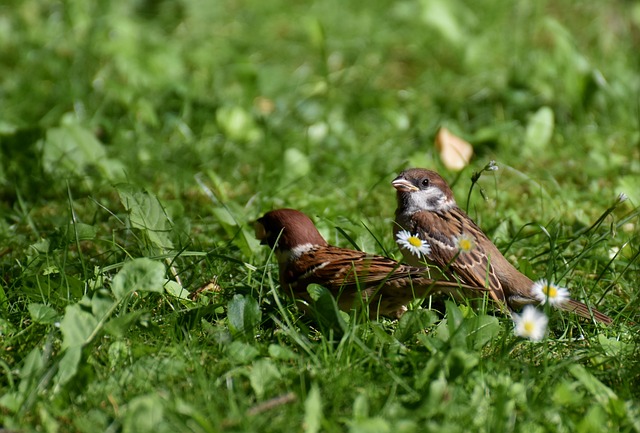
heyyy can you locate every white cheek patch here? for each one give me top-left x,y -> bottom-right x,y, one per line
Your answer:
406,188 -> 451,212
277,243 -> 316,264
291,243 -> 315,258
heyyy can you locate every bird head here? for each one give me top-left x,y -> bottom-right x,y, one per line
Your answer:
255,209 -> 328,255
392,168 -> 457,213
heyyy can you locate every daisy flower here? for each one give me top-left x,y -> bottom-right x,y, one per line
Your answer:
531,279 -> 570,307
513,306 -> 548,342
396,230 -> 431,258
453,233 -> 475,253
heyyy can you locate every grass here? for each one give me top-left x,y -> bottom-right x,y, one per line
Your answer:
1,0 -> 639,431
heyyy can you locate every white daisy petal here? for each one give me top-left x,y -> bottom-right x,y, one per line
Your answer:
513,306 -> 548,342
396,230 -> 431,258
531,279 -> 570,307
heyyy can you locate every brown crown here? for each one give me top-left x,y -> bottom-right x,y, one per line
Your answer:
256,208 -> 328,250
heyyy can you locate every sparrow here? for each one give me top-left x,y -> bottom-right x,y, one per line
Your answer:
255,208 -> 486,318
392,168 -> 612,325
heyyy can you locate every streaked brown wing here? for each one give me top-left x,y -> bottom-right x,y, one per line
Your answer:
290,246 -> 417,291
284,244 -> 491,317
411,208 -> 506,303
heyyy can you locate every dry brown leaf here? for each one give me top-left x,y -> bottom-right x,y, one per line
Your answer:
435,127 -> 473,171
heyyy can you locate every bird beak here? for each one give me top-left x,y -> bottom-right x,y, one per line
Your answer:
254,221 -> 268,245
391,176 -> 419,192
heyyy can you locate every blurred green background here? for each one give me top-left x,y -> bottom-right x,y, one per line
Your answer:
1,0 -> 639,431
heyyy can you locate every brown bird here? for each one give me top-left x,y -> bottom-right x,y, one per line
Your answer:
255,208 -> 486,318
392,168 -> 612,325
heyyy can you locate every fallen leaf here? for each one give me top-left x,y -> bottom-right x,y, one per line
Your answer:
435,127 -> 473,171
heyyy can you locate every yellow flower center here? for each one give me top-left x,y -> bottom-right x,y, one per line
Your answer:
524,321 -> 534,334
543,285 -> 557,298
408,236 -> 423,247
458,238 -> 473,251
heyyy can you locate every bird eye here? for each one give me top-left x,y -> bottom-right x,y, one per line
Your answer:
421,178 -> 430,187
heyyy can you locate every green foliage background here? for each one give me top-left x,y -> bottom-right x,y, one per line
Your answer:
1,0 -> 639,431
